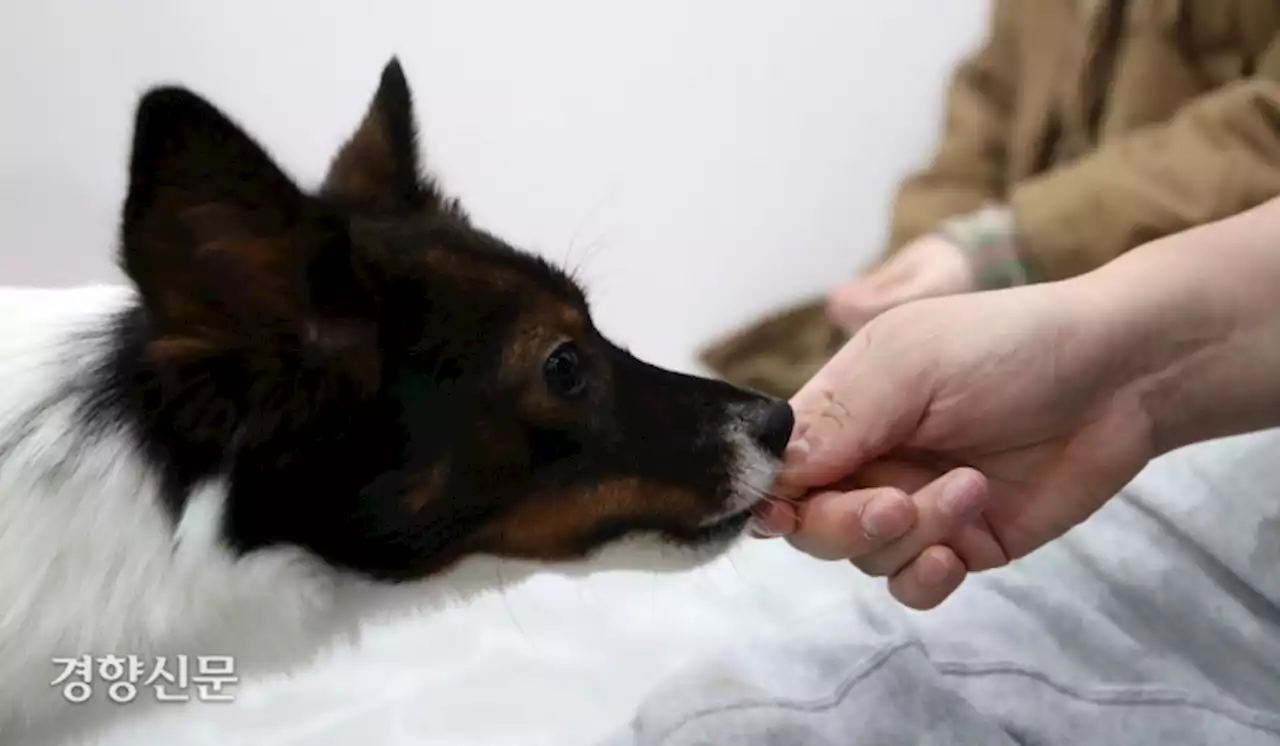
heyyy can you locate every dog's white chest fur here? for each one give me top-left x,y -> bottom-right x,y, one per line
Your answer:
0,286 -> 346,743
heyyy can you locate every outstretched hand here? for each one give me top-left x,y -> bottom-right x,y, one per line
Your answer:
759,281 -> 1157,609
825,235 -> 975,334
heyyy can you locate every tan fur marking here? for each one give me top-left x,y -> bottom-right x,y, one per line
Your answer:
499,297 -> 588,385
148,336 -> 220,362
469,478 -> 708,561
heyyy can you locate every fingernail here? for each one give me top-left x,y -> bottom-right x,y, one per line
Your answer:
916,553 -> 951,587
940,471 -> 984,517
861,492 -> 908,539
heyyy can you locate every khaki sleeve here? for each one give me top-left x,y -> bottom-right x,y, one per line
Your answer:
884,0 -> 1017,255
1010,36 -> 1280,282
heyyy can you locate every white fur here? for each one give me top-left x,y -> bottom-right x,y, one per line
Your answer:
698,416 -> 782,528
0,285 -> 775,745
0,286 -> 511,743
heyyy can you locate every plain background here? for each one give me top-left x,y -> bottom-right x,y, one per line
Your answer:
0,2 -> 988,744
0,0 -> 985,373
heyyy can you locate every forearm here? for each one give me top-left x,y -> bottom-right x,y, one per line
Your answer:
1078,197 -> 1280,455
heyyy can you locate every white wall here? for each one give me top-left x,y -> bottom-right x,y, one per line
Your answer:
0,0 -> 986,371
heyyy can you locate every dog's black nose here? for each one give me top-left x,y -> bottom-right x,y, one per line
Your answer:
750,400 -> 795,457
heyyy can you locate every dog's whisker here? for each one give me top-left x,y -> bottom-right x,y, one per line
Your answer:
564,235 -> 610,288
736,479 -> 802,505
564,200 -> 601,259
725,553 -> 748,584
576,234 -> 610,273
562,181 -> 620,277
495,550 -> 534,648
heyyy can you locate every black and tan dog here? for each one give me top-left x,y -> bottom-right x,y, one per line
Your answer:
0,58 -> 792,744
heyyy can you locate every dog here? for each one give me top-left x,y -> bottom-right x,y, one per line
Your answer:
0,58 -> 793,744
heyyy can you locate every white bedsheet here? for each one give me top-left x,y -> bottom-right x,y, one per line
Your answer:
87,540 -> 865,745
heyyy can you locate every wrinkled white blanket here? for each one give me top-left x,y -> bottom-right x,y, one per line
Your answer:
88,532 -> 861,745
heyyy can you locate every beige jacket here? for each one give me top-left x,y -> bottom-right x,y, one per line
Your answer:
703,0 -> 1280,398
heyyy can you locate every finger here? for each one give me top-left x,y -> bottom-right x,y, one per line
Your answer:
783,419 -> 812,460
852,467 -> 989,578
862,255 -> 917,290
851,459 -> 1009,573
827,281 -> 897,326
749,499 -> 798,539
785,486 -> 918,561
854,458 -> 938,492
773,421 -> 812,500
826,302 -> 874,336
828,302 -> 892,336
948,520 -> 1009,572
826,265 -> 930,336
888,544 -> 967,610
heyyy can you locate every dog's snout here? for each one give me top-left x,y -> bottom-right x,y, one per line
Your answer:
750,400 -> 794,457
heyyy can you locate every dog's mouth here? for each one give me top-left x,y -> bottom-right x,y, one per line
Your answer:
691,508 -> 755,544
681,482 -> 775,546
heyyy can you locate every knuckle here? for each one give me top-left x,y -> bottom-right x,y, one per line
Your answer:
949,466 -> 987,495
854,487 -> 913,540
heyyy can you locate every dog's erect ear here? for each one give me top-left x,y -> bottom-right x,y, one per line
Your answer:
121,87 -> 377,366
321,58 -> 465,219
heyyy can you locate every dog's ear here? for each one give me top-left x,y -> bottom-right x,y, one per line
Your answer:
321,58 -> 465,219
120,86 -> 378,372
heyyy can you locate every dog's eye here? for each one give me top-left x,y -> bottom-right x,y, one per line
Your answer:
543,342 -> 586,397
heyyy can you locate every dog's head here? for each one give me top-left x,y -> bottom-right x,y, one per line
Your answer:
111,59 -> 793,581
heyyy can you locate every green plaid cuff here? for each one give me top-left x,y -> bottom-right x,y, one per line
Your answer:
938,205 -> 1041,290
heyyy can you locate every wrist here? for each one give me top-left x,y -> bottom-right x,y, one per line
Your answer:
1071,266 -> 1223,457
1077,203 -> 1280,455
939,204 -> 1041,291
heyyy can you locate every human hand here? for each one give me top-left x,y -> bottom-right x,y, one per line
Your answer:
760,280 -> 1158,609
825,235 -> 975,334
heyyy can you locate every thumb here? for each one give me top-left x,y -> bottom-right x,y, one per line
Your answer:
783,331 -> 929,489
